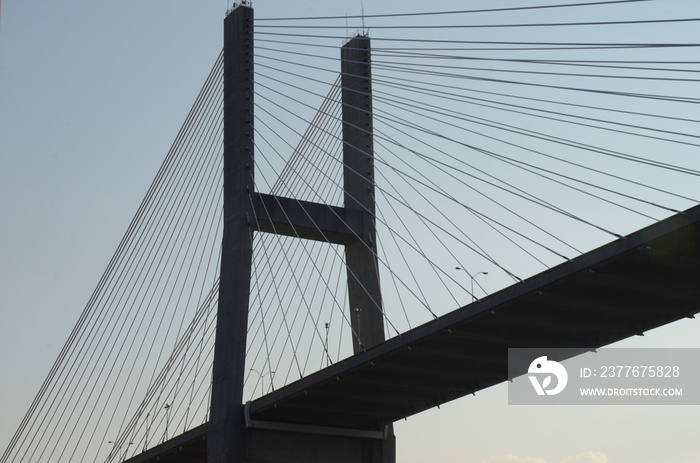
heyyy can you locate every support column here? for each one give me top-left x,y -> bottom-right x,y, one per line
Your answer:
208,5 -> 254,463
341,35 -> 386,353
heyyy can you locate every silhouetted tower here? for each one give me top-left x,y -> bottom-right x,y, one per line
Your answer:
208,5 -> 254,463
206,4 -> 394,463
342,35 -> 386,353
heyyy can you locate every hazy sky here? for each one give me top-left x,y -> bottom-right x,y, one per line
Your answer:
2,1 -> 700,462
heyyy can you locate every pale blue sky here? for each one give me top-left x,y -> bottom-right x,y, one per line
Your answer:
2,1 -> 700,462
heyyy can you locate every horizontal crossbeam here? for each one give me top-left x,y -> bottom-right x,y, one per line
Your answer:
252,193 -> 364,245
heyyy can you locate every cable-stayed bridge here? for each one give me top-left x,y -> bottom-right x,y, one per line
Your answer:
3,1 -> 700,462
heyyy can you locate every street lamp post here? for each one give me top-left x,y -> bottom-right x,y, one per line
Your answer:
455,267 -> 488,302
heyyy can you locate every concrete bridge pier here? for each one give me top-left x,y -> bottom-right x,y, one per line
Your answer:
243,425 -> 395,463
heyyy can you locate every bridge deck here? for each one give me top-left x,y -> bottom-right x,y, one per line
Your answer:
248,203 -> 700,428
126,204 -> 700,463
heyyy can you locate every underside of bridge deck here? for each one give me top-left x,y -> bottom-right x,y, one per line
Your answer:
248,203 -> 700,428
126,203 -> 700,462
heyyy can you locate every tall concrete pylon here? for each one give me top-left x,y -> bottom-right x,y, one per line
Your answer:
207,4 -> 395,463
